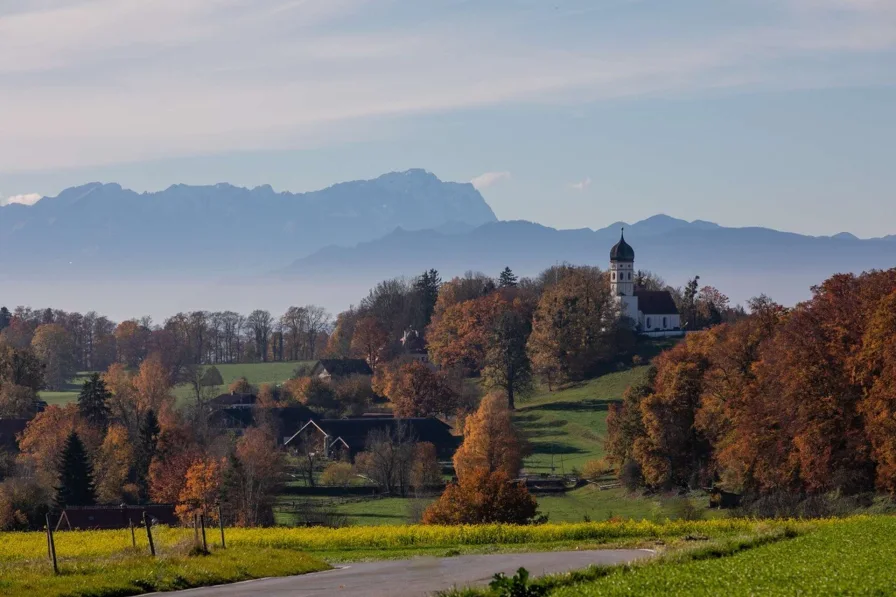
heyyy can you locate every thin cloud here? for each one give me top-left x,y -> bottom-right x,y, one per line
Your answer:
0,193 -> 42,206
470,171 -> 511,190
568,177 -> 592,191
1,0 -> 894,171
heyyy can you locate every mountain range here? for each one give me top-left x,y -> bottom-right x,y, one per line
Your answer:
3,170 -> 895,317
0,169 -> 496,276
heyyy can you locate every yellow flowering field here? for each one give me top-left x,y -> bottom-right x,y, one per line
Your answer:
0,517 -> 824,563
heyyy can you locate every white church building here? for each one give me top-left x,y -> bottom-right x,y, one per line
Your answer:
609,230 -> 682,335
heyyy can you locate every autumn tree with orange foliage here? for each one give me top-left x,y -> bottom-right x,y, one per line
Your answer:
351,316 -> 388,374
427,292 -> 511,373
422,468 -> 537,525
452,393 -> 524,479
527,266 -> 630,386
223,426 -> 285,526
374,361 -> 458,418
176,457 -> 224,523
16,404 -> 101,492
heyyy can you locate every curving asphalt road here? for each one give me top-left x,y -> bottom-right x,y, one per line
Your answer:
157,549 -> 652,596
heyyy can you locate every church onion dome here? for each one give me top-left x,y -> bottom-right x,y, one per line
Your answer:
610,230 -> 635,262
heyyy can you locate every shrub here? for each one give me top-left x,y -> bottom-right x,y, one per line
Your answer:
489,567 -> 548,597
422,468 -> 538,525
619,460 -> 644,491
582,458 -> 612,481
320,462 -> 354,488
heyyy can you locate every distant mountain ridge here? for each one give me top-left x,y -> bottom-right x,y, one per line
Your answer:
284,214 -> 896,307
0,169 -> 497,276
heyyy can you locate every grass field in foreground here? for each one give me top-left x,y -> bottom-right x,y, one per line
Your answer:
550,515 -> 895,596
38,361 -> 314,405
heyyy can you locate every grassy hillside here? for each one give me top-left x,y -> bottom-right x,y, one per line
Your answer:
516,368 -> 649,475
38,361 -> 314,406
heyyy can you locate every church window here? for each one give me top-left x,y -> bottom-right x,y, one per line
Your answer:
663,317 -> 668,328
627,272 -> 631,280
612,272 -> 616,281
647,317 -> 652,328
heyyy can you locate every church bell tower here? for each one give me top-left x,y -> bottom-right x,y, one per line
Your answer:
609,229 -> 635,296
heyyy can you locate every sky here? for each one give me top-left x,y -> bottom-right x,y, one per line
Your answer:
1,0 -> 895,237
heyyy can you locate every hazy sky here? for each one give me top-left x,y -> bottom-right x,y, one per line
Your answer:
1,0 -> 895,236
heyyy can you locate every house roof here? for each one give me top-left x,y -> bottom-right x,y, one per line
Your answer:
635,290 -> 679,315
289,417 -> 460,456
314,359 -> 373,377
0,418 -> 28,449
210,392 -> 257,408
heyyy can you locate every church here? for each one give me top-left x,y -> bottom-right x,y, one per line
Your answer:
609,231 -> 682,335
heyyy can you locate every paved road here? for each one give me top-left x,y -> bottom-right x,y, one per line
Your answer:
159,549 -> 652,596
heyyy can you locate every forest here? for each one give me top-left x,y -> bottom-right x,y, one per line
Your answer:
607,269 -> 896,501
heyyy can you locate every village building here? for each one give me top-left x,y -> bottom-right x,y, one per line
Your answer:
609,230 -> 682,335
285,417 -> 460,460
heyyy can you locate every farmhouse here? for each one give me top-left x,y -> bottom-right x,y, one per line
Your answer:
310,359 -> 373,380
285,417 -> 460,459
609,230 -> 682,335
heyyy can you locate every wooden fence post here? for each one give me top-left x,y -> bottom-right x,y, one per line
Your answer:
45,514 -> 58,574
129,519 -> 136,548
143,512 -> 156,557
218,505 -> 226,549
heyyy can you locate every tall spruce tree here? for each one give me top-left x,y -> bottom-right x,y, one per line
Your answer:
77,373 -> 111,428
134,409 -> 161,502
412,269 -> 441,331
0,306 -> 11,331
55,431 -> 96,509
498,267 -> 518,288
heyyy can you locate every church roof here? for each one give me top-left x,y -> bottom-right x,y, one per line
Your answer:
609,230 -> 635,262
635,290 -> 679,315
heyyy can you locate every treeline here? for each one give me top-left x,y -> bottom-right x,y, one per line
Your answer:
606,268 -> 896,498
0,305 -> 333,390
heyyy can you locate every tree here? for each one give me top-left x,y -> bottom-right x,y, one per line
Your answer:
0,383 -> 37,418
422,468 -> 537,525
482,310 -> 533,409
134,409 -> 161,501
527,266 -> 624,383
132,355 -> 174,418
498,267 -> 518,288
176,458 -> 223,523
247,310 -> 274,362
354,423 -> 416,496
114,320 -> 149,367
17,404 -> 101,493
228,376 -> 254,395
410,442 -> 442,492
30,323 -> 75,390
225,426 -> 284,526
94,425 -> 135,503
149,424 -> 200,504
351,316 -> 388,373
453,393 -> 524,479
412,269 -> 442,332
0,343 -> 43,391
0,307 -> 10,331
77,373 -> 111,429
427,293 -> 512,373
285,376 -> 338,413
55,431 -> 96,509
374,361 -> 458,418
679,275 -> 701,330
321,462 -> 355,488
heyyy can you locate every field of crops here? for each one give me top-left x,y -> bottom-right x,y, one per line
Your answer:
548,515 -> 895,596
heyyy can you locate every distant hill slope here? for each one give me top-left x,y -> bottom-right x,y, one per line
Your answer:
285,214 -> 896,306
0,169 -> 497,276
